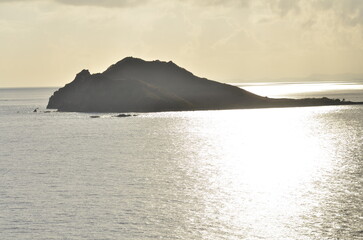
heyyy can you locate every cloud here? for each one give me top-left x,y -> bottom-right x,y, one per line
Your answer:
282,0 -> 361,29
54,0 -> 149,8
0,0 -> 361,25
266,0 -> 301,17
0,0 -> 250,8
0,0 -> 27,2
333,0 -> 363,27
0,0 -> 149,8
184,0 -> 250,7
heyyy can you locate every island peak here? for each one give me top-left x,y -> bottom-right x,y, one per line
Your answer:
47,57 -> 361,112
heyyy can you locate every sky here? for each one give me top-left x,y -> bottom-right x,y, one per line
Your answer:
1,0 -> 363,87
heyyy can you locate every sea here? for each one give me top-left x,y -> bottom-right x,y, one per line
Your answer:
0,82 -> 362,240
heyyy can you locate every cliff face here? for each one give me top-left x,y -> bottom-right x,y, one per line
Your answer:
47,57 -> 267,112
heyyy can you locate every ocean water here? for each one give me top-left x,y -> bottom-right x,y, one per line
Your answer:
0,84 -> 362,240
238,81 -> 363,102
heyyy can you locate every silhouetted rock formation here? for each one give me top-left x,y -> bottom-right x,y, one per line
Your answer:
115,113 -> 135,118
47,57 -> 361,112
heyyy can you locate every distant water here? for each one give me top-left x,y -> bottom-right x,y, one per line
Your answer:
237,81 -> 363,102
0,84 -> 362,240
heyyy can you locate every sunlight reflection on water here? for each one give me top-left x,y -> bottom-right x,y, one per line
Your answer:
139,106 -> 362,239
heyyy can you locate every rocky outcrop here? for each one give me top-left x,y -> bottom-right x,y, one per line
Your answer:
47,57 -> 361,112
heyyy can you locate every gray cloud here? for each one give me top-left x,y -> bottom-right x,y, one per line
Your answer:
1,0 -> 363,27
54,0 -> 149,8
185,0 -> 250,7
0,0 -> 26,2
269,0 -> 301,16
0,0 -> 149,8
313,0 -> 363,28
335,0 -> 363,27
265,0 -> 363,28
0,0 -> 250,8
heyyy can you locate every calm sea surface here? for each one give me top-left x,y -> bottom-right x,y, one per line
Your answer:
0,84 -> 362,240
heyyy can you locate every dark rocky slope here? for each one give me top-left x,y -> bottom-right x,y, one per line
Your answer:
47,57 -> 361,112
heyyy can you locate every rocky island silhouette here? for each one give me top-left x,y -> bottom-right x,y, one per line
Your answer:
47,57 -> 361,112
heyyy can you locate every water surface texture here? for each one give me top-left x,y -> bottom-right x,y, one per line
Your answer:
0,86 -> 362,239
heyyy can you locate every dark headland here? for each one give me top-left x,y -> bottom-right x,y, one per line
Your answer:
47,57 -> 362,112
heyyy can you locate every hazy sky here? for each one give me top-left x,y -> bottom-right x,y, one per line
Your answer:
1,0 -> 363,87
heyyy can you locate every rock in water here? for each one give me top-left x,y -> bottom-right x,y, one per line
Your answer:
115,113 -> 134,118
47,57 -> 360,112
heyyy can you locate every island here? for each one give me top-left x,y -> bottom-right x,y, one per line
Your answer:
47,57 -> 361,112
